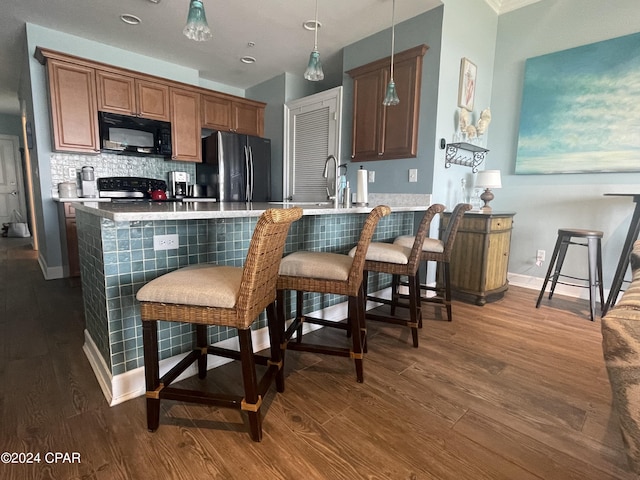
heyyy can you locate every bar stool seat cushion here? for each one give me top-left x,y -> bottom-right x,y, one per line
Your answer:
348,242 -> 411,265
279,251 -> 352,281
137,264 -> 242,308
393,235 -> 445,254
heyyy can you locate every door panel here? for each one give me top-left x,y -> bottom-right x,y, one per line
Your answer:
284,86 -> 342,203
0,136 -> 25,226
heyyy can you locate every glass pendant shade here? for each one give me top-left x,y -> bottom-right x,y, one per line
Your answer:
304,50 -> 324,81
183,0 -> 212,42
383,81 -> 399,106
304,0 -> 324,81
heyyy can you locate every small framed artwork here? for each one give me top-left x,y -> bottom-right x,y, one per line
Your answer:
458,57 -> 477,111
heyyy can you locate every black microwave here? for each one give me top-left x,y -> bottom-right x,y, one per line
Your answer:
98,111 -> 172,157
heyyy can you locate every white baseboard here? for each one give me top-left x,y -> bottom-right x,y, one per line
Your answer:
83,295 -> 365,406
38,252 -> 64,280
507,272 -> 610,301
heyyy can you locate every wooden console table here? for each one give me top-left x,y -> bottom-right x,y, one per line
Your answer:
439,211 -> 515,305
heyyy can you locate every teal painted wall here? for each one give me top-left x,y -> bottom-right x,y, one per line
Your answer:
489,0 -> 640,287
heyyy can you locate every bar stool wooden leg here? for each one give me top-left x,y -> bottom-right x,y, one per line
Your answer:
295,291 -> 304,342
349,292 -> 365,383
414,273 -> 423,328
238,329 -> 262,442
390,274 -> 400,316
408,274 -> 419,347
142,320 -> 161,432
266,301 -> 285,393
196,324 -> 208,379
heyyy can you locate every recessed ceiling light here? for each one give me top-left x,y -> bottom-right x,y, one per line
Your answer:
303,20 -> 322,31
147,0 -> 161,3
240,56 -> 257,64
120,14 -> 141,25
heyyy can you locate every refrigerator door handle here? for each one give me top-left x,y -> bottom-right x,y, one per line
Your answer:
244,146 -> 250,202
249,147 -> 255,202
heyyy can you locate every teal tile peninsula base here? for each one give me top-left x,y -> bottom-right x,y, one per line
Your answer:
73,202 -> 428,405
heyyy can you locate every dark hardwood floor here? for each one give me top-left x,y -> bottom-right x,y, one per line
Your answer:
1,237 -> 637,479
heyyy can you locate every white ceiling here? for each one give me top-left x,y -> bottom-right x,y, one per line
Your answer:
0,0 -> 538,115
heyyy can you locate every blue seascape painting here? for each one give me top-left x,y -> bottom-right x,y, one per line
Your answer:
515,31 -> 640,174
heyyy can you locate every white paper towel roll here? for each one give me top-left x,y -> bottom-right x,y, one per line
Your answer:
356,169 -> 368,205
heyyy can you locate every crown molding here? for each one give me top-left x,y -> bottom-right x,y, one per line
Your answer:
484,0 -> 543,15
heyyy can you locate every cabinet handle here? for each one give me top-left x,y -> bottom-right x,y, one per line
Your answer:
378,152 -> 383,156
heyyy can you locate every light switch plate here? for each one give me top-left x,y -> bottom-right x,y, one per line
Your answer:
368,170 -> 375,182
409,169 -> 418,182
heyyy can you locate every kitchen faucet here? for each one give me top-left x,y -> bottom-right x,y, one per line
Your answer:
323,155 -> 340,208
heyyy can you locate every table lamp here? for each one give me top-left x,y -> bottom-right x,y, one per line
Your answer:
475,169 -> 502,213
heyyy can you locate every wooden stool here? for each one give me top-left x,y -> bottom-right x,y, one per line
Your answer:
355,203 -> 445,347
535,228 -> 604,321
276,205 -> 391,383
136,208 -> 302,441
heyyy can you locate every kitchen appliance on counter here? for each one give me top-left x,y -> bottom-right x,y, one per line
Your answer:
197,131 -> 271,202
168,171 -> 189,199
81,166 -> 97,198
98,177 -> 167,200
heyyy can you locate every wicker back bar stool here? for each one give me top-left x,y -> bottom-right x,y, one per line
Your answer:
353,203 -> 445,347
535,228 -> 604,321
276,205 -> 391,383
394,203 -> 472,322
136,207 -> 302,442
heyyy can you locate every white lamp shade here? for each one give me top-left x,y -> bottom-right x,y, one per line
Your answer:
476,170 -> 502,189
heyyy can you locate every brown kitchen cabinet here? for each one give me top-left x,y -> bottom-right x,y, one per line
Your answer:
170,87 -> 201,162
44,59 -> 100,153
36,47 -> 265,159
201,94 -> 265,137
439,211 -> 515,306
347,44 -> 427,161
96,70 -> 170,121
60,202 -> 80,277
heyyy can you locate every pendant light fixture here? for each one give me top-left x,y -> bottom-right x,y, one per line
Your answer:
183,0 -> 212,42
382,0 -> 399,106
304,0 -> 324,81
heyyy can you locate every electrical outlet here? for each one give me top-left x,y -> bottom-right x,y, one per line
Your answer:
409,169 -> 418,182
67,167 -> 77,179
154,234 -> 179,251
368,170 -> 375,182
536,249 -> 546,262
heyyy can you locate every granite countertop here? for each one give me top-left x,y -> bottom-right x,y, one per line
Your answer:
71,199 -> 431,221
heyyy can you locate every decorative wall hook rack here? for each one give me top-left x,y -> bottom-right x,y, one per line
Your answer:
444,142 -> 489,173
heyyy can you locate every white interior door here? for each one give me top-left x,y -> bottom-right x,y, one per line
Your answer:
0,135 -> 26,226
284,86 -> 342,202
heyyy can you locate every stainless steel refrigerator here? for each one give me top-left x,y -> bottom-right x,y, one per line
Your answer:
197,131 -> 272,202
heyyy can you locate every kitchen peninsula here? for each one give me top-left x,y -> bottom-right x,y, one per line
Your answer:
73,198 -> 430,405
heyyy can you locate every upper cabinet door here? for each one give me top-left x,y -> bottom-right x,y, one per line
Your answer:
350,69 -> 386,161
201,94 -> 265,137
170,87 -> 201,162
382,56 -> 422,159
201,94 -> 232,131
136,80 -> 170,121
347,45 -> 427,161
96,70 -> 136,116
47,59 -> 100,153
233,102 -> 264,137
96,70 -> 170,121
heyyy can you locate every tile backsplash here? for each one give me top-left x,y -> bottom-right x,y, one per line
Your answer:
50,152 -> 196,198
